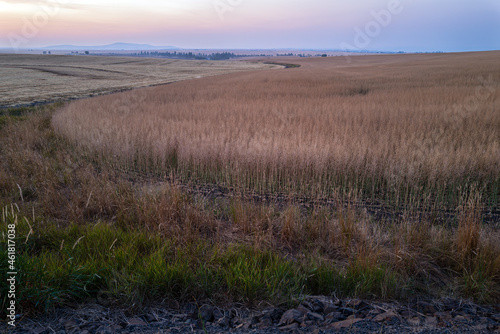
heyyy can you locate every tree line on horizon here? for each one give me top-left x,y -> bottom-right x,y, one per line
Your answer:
132,51 -> 270,60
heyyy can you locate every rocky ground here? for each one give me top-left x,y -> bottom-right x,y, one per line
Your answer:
2,297 -> 500,334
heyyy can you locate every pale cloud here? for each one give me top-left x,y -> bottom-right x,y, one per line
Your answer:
0,0 -> 84,10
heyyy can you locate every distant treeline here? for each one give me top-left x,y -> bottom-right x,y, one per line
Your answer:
131,51 -> 271,60
96,51 -> 340,60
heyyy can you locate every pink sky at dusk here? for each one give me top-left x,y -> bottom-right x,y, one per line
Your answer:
1,0 -> 499,52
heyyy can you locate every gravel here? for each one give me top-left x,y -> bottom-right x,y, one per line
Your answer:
2,296 -> 499,334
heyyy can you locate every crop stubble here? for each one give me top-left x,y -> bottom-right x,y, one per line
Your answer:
0,54 -> 277,107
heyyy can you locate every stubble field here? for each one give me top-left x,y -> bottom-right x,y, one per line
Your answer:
0,54 -> 278,108
1,52 -> 500,318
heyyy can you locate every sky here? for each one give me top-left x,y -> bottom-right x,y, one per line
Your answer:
1,0 -> 499,52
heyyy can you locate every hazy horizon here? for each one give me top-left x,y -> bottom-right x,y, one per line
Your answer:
1,0 -> 499,52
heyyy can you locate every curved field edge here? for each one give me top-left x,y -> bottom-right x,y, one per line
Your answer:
52,52 -> 500,214
0,106 -> 499,316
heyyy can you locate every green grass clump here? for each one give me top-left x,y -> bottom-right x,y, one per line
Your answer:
0,106 -> 36,117
219,246 -> 306,302
0,208 -> 307,314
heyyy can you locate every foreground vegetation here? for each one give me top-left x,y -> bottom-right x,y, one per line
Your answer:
1,103 -> 499,316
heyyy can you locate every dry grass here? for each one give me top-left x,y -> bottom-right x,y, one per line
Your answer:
0,54 -> 278,108
1,105 -> 500,308
53,51 -> 500,210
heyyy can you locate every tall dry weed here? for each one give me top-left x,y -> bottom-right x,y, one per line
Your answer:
456,190 -> 483,262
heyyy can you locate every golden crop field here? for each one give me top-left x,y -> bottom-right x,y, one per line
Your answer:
53,51 -> 500,211
0,54 -> 278,108
2,52 -> 500,309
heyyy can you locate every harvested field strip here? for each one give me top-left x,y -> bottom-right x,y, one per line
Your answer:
0,54 -> 280,108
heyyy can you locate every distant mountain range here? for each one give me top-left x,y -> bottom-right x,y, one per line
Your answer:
43,43 -> 179,51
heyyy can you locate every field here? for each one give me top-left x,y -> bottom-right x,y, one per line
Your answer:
0,54 -> 278,108
1,52 -> 500,317
53,52 -> 500,215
